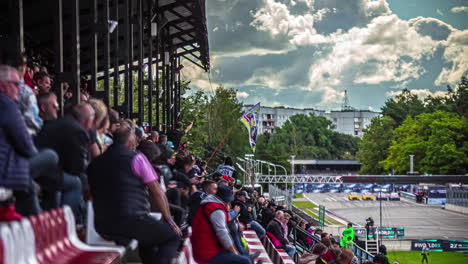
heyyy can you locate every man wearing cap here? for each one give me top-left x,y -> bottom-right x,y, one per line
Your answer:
192,185 -> 251,264
233,190 -> 266,239
261,201 -> 277,227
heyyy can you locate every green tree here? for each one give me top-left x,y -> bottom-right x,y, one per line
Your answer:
381,89 -> 426,126
255,114 -> 360,172
180,86 -> 250,166
381,111 -> 468,174
356,116 -> 395,174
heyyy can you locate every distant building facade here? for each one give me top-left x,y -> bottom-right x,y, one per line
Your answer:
243,105 -> 380,137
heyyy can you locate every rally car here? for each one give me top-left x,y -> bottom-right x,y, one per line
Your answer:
348,192 -> 361,200
389,192 -> 401,201
362,193 -> 375,200
376,193 -> 388,200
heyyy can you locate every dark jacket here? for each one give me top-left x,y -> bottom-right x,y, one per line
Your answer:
232,199 -> 253,225
35,115 -> 89,177
87,143 -> 150,233
0,94 -> 36,190
262,207 -> 276,227
266,218 -> 289,246
188,190 -> 206,224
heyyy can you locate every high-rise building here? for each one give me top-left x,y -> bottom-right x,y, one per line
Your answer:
243,105 -> 380,137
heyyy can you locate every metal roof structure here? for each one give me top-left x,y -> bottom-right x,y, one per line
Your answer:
0,0 -> 210,131
290,160 -> 362,166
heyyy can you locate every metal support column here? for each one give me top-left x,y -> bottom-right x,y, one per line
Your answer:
53,0 -> 64,116
147,5 -> 154,129
155,35 -> 160,129
123,0 -> 130,117
70,0 -> 80,104
89,0 -> 98,102
161,40 -> 166,131
103,0 -> 110,105
137,0 -> 144,123
112,0 -> 119,107
128,1 -> 134,118
8,0 -> 24,60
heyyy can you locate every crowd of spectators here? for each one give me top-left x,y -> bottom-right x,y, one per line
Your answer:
0,54 -> 361,264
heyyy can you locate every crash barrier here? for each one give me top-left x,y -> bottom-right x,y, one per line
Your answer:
352,243 -> 374,264
446,189 -> 468,208
400,191 -> 416,201
0,206 -> 124,264
262,235 -> 295,264
291,205 -> 319,226
411,239 -> 468,253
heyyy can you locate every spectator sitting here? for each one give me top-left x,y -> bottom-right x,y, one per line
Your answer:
0,65 -> 37,214
35,102 -> 94,222
328,248 -> 354,264
261,201 -> 277,227
33,71 -> 51,95
87,121 -> 181,264
233,190 -> 266,239
281,213 -> 291,241
299,243 -> 327,264
37,92 -> 59,121
14,54 -> 43,135
187,180 -> 217,224
87,99 -> 108,158
266,210 -> 296,258
191,184 -> 251,264
149,131 -> 159,144
173,152 -> 197,192
154,147 -> 176,186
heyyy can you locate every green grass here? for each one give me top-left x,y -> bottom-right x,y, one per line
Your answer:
294,193 -> 304,198
292,201 -> 317,210
292,201 -> 342,225
387,251 -> 468,264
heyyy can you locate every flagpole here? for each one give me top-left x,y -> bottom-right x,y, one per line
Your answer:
207,125 -> 236,164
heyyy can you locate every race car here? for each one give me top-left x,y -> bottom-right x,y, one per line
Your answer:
348,192 -> 361,200
389,192 -> 401,201
376,193 -> 388,200
362,193 -> 375,200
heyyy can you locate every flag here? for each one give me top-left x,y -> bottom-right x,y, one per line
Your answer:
240,103 -> 261,152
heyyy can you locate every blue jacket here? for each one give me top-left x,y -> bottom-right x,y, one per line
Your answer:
0,94 -> 37,190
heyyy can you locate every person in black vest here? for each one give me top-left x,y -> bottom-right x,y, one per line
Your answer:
232,191 -> 266,239
87,121 -> 181,264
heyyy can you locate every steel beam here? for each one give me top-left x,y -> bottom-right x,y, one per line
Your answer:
70,0 -> 80,104
89,0 -> 98,101
8,0 -> 24,60
53,0 -> 64,116
112,0 -> 119,107
137,0 -> 144,123
103,0 -> 110,106
147,2 -> 153,129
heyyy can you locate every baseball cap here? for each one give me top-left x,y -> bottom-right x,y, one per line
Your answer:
222,175 -> 231,181
216,184 -> 234,203
237,190 -> 250,199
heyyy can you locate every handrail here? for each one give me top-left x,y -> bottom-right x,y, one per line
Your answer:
352,242 -> 374,264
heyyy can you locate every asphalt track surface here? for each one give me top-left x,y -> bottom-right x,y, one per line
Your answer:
304,193 -> 468,240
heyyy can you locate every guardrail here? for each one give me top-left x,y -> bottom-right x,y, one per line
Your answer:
352,243 -> 374,264
400,191 -> 416,201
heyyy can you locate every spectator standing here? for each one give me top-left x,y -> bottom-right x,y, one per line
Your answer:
87,121 -> 181,264
191,184 -> 251,264
340,223 -> 355,248
216,156 -> 237,180
167,121 -> 193,149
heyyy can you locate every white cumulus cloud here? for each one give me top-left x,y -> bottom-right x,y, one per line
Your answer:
435,29 -> 468,85
386,89 -> 448,100
236,91 -> 250,98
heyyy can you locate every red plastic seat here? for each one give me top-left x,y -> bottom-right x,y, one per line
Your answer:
29,208 -> 120,264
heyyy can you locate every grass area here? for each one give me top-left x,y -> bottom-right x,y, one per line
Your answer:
292,201 -> 342,225
294,193 -> 304,198
387,251 -> 468,264
292,201 -> 317,210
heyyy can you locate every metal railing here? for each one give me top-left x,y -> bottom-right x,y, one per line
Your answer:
447,189 -> 468,207
268,184 -> 292,209
352,243 -> 375,264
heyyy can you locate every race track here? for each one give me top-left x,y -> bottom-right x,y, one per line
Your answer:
303,193 -> 468,240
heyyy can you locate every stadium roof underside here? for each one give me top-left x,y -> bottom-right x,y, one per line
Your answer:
0,0 -> 210,131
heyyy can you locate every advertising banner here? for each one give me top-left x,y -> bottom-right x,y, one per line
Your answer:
411,239 -> 468,253
355,227 -> 405,239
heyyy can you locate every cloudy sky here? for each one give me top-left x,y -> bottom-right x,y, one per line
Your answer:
182,0 -> 468,111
